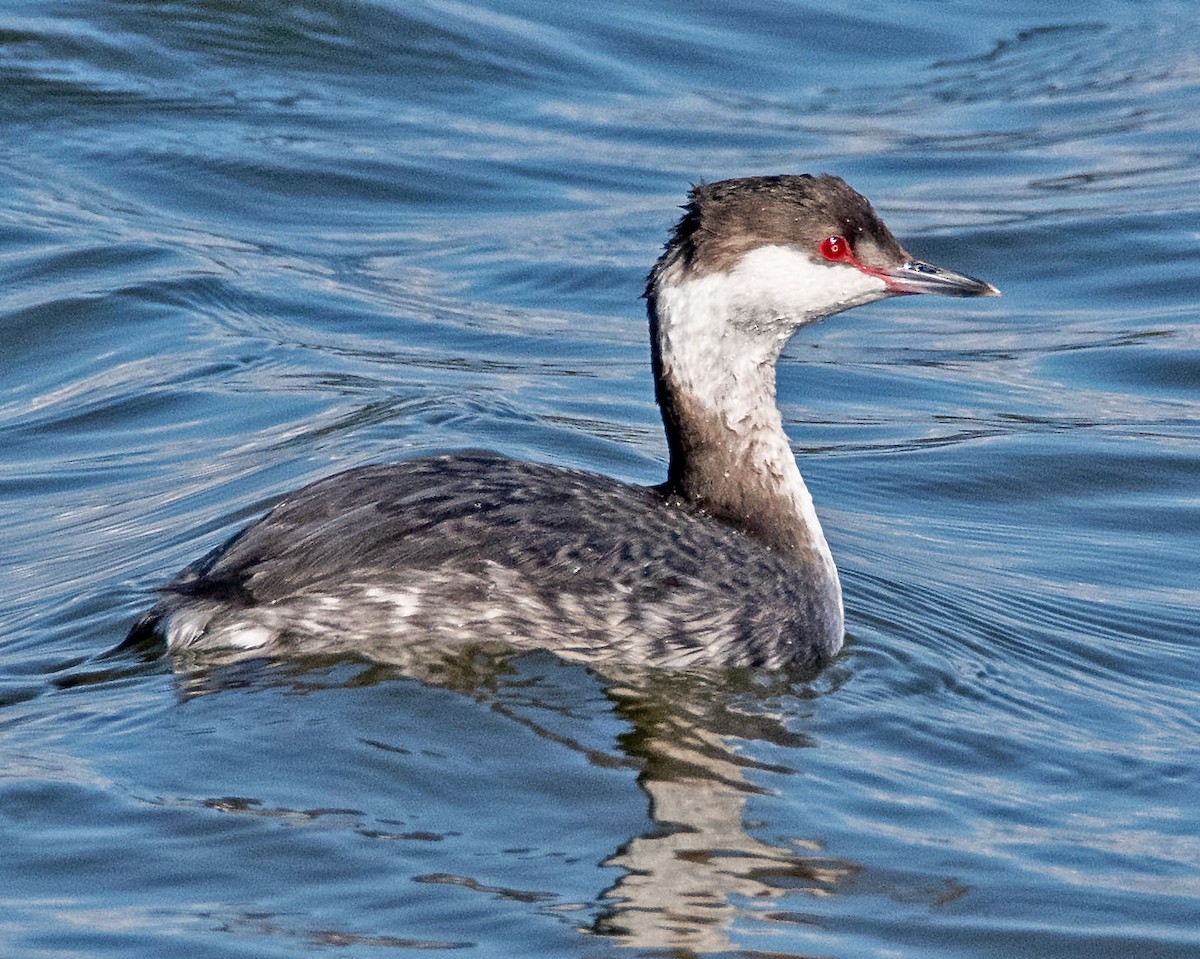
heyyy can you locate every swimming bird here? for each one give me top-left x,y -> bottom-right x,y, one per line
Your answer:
126,174 -> 998,670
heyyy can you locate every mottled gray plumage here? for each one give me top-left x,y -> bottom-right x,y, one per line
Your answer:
133,452 -> 836,668
127,174 -> 997,669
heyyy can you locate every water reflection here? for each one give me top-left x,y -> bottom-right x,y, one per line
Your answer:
135,643 -> 865,954
592,669 -> 855,953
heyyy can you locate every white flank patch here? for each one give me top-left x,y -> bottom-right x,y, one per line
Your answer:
162,607 -> 217,650
164,605 -> 274,652
361,585 -> 424,618
219,624 -> 275,651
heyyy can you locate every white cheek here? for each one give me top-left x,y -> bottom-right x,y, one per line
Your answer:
653,244 -> 891,408
726,244 -> 889,326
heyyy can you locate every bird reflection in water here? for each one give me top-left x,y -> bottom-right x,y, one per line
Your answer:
140,642 -> 874,954
589,667 -> 857,953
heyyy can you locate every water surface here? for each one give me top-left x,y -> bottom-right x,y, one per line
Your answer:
2,2 -> 1198,957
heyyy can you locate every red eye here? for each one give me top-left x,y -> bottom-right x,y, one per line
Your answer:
820,235 -> 850,261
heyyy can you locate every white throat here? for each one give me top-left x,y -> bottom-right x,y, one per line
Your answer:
654,244 -> 888,419
648,244 -> 880,623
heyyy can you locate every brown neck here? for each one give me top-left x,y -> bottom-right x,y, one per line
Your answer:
649,290 -> 825,558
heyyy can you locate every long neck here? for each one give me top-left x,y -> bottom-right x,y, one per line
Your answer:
648,271 -> 838,584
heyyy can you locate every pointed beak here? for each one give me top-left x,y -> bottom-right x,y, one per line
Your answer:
879,260 -> 1000,298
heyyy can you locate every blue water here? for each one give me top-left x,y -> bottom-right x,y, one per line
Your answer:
2,1 -> 1198,956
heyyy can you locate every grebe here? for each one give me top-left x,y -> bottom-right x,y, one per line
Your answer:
127,175 -> 998,669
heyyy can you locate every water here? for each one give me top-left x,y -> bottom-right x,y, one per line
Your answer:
2,1 -> 1198,956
